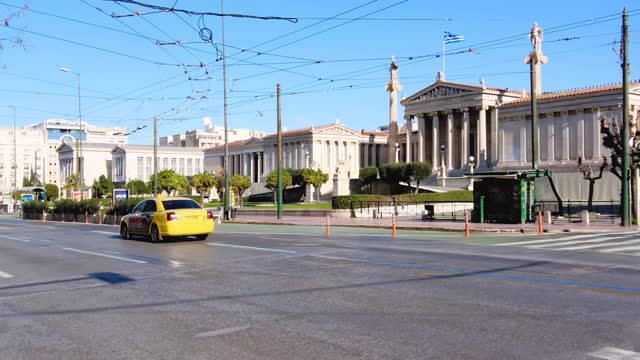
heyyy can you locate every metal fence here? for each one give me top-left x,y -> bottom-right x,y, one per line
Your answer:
350,200 -> 473,221
535,200 -> 621,224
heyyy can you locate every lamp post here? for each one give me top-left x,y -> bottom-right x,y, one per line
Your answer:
440,144 -> 447,187
60,67 -> 84,200
468,155 -> 475,191
2,104 -> 16,212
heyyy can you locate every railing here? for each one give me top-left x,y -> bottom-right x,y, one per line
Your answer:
350,200 -> 473,221
535,200 -> 621,224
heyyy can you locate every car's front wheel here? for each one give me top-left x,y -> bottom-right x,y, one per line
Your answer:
195,234 -> 209,241
150,224 -> 162,243
120,224 -> 130,240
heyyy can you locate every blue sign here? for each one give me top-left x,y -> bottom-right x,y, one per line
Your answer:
113,189 -> 129,201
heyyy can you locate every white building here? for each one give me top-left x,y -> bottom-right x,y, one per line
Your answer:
111,145 -> 204,186
0,126 -> 47,196
28,119 -> 127,188
204,121 -> 389,199
57,143 -> 116,195
161,123 -> 267,149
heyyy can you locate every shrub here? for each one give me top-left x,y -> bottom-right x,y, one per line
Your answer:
52,199 -> 102,215
331,194 -> 391,209
107,198 -> 144,216
22,201 -> 48,214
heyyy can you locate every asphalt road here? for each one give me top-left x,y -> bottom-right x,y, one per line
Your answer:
0,217 -> 639,359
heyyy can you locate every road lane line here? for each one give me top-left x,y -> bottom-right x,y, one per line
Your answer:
62,247 -> 148,264
91,231 -> 119,235
207,243 -> 297,254
554,239 -> 640,251
527,236 -> 633,249
588,347 -> 639,359
0,235 -> 31,243
0,270 -> 13,278
194,325 -> 251,338
496,232 -> 637,246
600,244 -> 640,253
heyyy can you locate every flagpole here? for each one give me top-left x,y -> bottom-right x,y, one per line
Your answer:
442,34 -> 446,76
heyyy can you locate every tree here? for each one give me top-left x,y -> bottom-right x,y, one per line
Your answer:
63,174 -> 79,191
22,168 -> 41,187
302,168 -> 329,202
149,169 -> 188,195
266,170 -> 292,205
230,175 -> 251,206
0,3 -> 28,51
44,183 -> 59,201
359,167 -> 378,194
379,163 -> 404,194
288,168 -> 305,187
577,156 -> 607,212
191,172 -> 216,203
93,175 -> 115,199
127,180 -> 151,195
211,172 -> 225,199
406,162 -> 432,193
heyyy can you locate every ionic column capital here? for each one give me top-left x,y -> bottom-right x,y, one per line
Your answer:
460,107 -> 469,113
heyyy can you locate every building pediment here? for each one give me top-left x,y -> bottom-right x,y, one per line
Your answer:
242,137 -> 263,146
312,124 -> 360,136
402,81 -> 482,105
56,143 -> 74,153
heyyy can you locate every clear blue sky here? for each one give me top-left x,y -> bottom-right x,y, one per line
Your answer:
0,0 -> 636,144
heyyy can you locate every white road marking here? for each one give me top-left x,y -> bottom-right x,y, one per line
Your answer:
62,247 -> 147,264
207,242 -> 297,254
91,231 -> 119,235
600,245 -> 640,253
0,270 -> 13,279
555,239 -> 640,251
588,346 -> 640,359
194,325 -> 251,338
0,235 -> 31,243
497,232 -> 638,247
216,230 -> 465,238
526,235 -> 633,249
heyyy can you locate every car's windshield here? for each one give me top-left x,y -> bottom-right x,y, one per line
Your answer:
161,200 -> 201,210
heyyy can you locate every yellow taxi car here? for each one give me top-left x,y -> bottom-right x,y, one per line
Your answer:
119,197 -> 215,242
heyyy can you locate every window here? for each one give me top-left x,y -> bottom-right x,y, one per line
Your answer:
163,158 -> 168,170
187,158 -> 193,176
115,157 -> 124,176
162,199 -> 201,210
132,201 -> 146,214
146,157 -> 152,180
179,158 -> 185,174
143,200 -> 157,212
195,159 -> 201,174
137,157 -> 144,179
171,158 -> 177,171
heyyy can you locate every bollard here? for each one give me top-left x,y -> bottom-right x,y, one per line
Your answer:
545,210 -> 552,225
99,209 -> 102,225
42,210 -> 46,222
538,210 -> 543,235
85,211 -> 88,224
115,212 -> 118,225
581,210 -> 590,225
464,212 -> 470,237
325,214 -> 330,237
391,213 -> 397,238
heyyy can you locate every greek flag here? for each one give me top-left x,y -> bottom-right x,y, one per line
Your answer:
444,31 -> 464,44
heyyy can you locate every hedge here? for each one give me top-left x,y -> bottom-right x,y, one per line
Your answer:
332,194 -> 391,209
331,191 -> 473,209
22,201 -> 49,214
52,199 -> 101,215
107,198 -> 144,216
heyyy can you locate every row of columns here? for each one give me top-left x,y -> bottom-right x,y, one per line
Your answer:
405,106 -> 491,172
227,152 -> 264,182
362,143 -> 387,168
60,157 -> 74,184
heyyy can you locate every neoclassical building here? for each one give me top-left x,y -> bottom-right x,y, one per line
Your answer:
400,77 -> 640,201
204,121 -> 388,199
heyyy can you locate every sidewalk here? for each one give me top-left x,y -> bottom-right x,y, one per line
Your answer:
230,215 -> 632,234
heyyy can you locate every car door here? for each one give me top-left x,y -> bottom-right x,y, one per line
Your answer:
139,200 -> 157,235
128,201 -> 146,233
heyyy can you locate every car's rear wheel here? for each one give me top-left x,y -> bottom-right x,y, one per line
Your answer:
120,224 -> 130,240
150,224 -> 162,243
195,234 -> 208,241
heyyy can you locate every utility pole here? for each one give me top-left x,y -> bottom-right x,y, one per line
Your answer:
76,72 -> 84,201
3,105 -> 17,211
276,84 -> 283,219
153,116 -> 158,197
622,7 -> 631,226
221,0 -> 231,220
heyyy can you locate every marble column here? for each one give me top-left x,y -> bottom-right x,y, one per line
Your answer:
431,113 -> 440,172
461,108 -> 469,168
592,108 -> 601,159
520,120 -> 527,163
300,142 -> 305,169
490,106 -> 499,168
372,144 -> 378,168
250,153 -> 255,182
577,109 -> 585,157
446,111 -> 454,170
364,144 -> 369,167
417,115 -> 425,162
478,106 -> 488,167
547,114 -> 555,162
258,152 -> 263,179
405,116 -> 412,163
562,111 -> 570,161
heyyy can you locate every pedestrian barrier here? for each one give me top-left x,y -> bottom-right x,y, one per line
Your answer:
537,210 -> 543,234
464,212 -> 470,237
325,214 -> 330,237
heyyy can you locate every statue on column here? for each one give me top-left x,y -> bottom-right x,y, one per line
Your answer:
529,22 -> 543,53
385,56 -> 402,164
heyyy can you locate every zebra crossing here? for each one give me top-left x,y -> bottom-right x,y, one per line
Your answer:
495,231 -> 640,256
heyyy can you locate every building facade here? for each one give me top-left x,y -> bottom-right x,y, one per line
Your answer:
111,145 -> 204,186
57,143 -> 116,195
204,122 -> 389,199
160,124 -> 266,149
0,127 -> 47,196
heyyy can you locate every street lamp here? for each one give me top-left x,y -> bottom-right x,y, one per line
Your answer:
1,104 -> 16,212
440,144 -> 447,187
469,155 -> 476,175
60,67 -> 84,200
